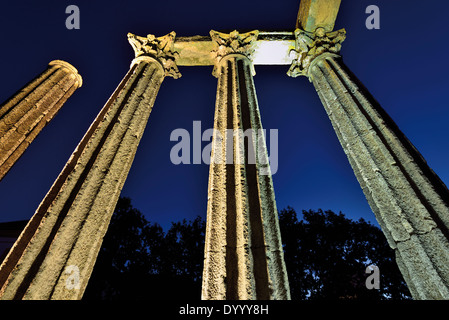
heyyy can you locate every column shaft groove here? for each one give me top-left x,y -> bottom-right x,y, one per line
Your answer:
0,59 -> 165,300
0,61 -> 82,181
309,54 -> 449,299
202,53 -> 290,300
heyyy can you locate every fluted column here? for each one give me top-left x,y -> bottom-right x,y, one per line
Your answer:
0,32 -> 180,300
0,60 -> 82,181
202,30 -> 290,300
288,27 -> 449,299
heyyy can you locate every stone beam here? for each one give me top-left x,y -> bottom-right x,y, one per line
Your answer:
296,0 -> 342,32
173,32 -> 295,66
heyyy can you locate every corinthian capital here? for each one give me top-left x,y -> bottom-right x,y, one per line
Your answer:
210,30 -> 259,77
128,31 -> 181,79
287,27 -> 346,78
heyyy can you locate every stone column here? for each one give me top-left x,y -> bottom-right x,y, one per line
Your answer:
288,27 -> 449,299
202,30 -> 290,300
0,60 -> 82,181
0,32 -> 180,300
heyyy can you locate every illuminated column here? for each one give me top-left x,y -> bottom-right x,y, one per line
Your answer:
288,27 -> 449,299
0,32 -> 181,300
202,30 -> 290,300
0,60 -> 82,181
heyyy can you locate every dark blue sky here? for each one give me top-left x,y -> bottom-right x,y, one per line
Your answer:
0,0 -> 448,231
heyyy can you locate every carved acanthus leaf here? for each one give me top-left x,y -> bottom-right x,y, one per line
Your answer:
128,32 -> 181,79
210,30 -> 259,77
210,30 -> 259,59
287,28 -> 346,78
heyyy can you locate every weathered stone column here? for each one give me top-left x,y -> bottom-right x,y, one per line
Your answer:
202,30 -> 290,300
0,32 -> 180,300
0,60 -> 82,181
288,27 -> 449,299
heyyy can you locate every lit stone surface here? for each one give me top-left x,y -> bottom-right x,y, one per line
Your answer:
296,0 -> 342,32
0,60 -> 82,182
172,32 -> 296,66
0,33 -> 180,300
202,30 -> 290,300
289,27 -> 449,299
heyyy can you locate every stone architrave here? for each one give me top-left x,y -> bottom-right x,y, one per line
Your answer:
296,0 -> 342,32
0,32 -> 180,300
288,27 -> 449,299
0,60 -> 82,181
201,30 -> 290,300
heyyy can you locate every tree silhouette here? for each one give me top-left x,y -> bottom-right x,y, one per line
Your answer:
83,197 -> 205,300
279,207 -> 411,300
83,197 -> 411,300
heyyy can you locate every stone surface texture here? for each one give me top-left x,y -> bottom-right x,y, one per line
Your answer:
202,30 -> 290,300
0,60 -> 82,182
296,0 -> 342,32
289,27 -> 449,299
0,33 -> 179,300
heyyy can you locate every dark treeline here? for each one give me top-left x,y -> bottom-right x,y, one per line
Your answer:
83,197 -> 411,300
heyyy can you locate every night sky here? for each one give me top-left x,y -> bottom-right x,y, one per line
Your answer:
0,0 -> 448,232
